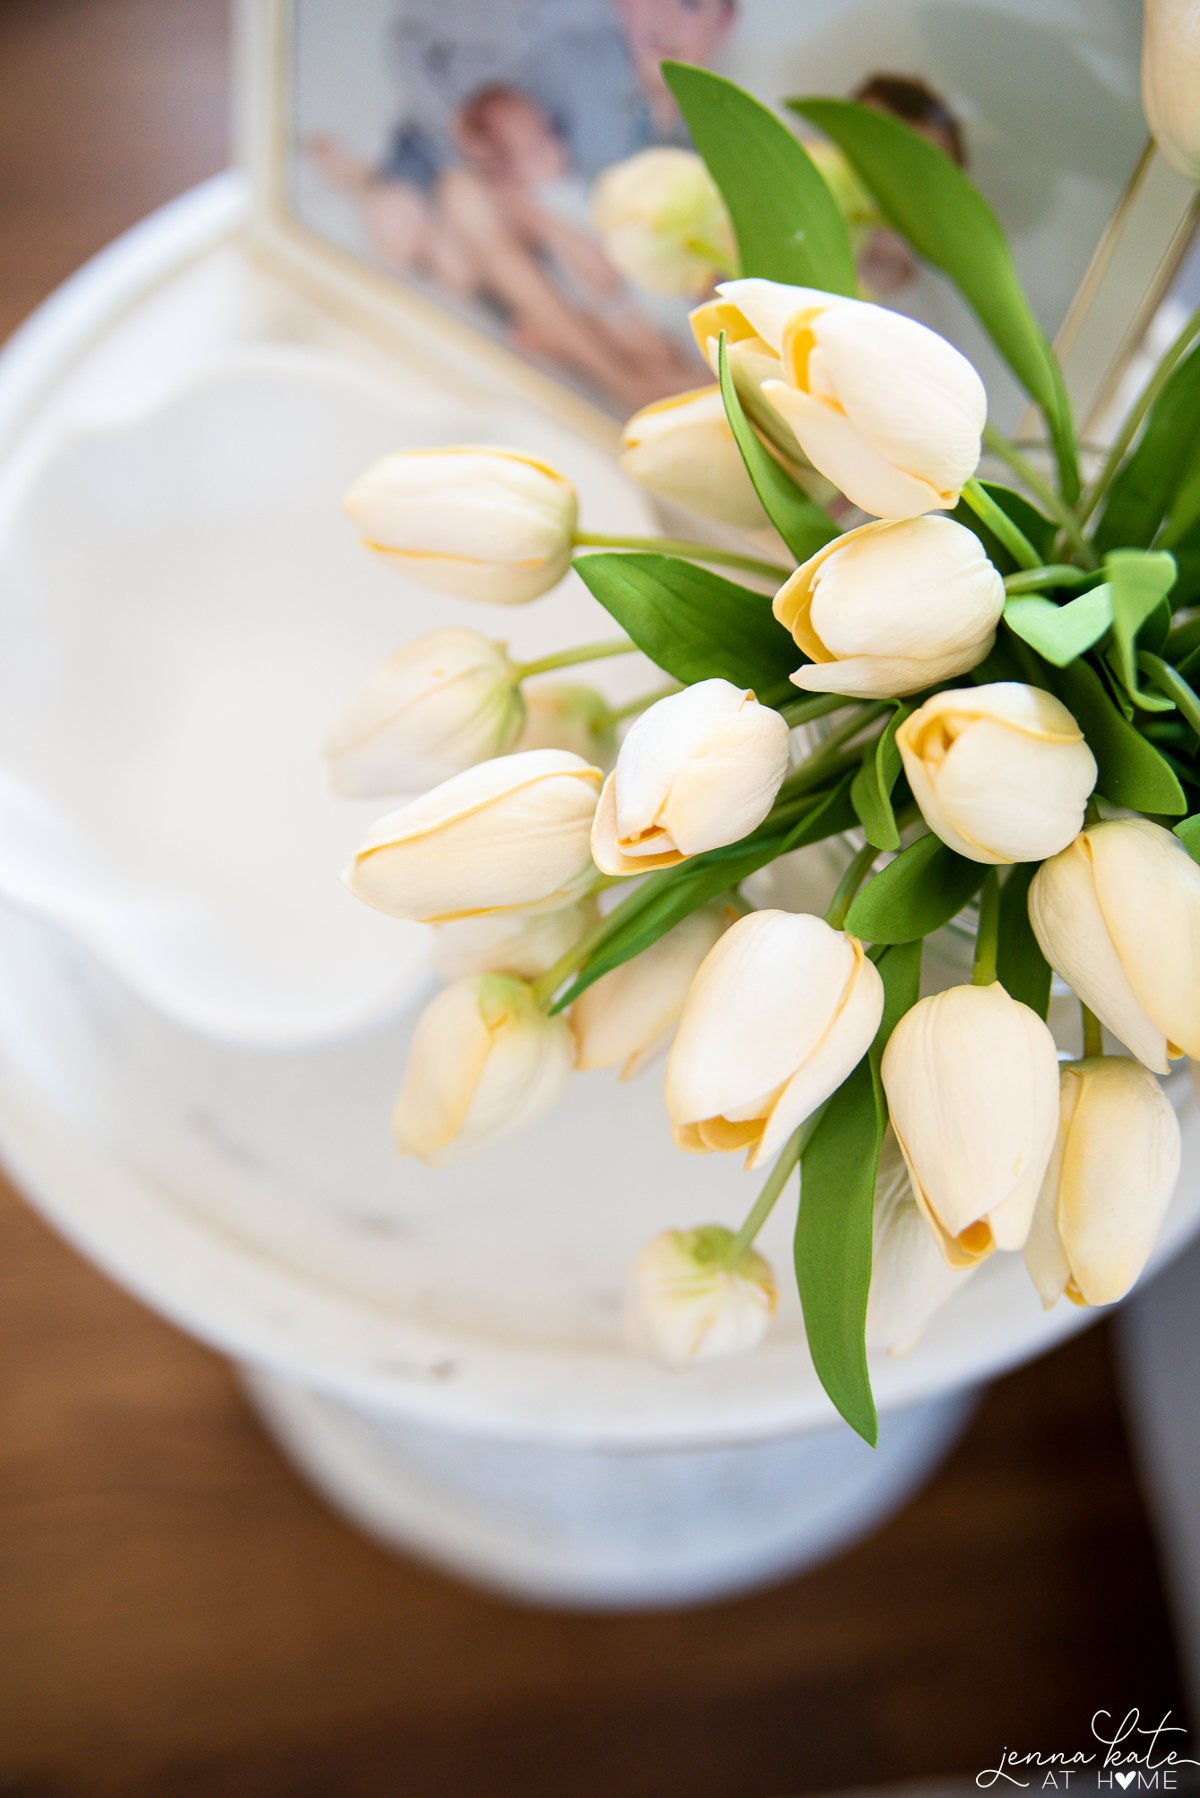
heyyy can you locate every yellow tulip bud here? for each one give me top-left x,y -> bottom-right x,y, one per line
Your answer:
1028,818 -> 1200,1072
590,679 -> 790,876
343,447 -> 577,604
393,974 -> 574,1165
1026,1056 -> 1181,1307
896,682 -> 1097,865
591,147 -> 734,297
629,1226 -> 776,1367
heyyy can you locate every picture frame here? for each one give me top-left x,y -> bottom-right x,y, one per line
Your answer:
236,0 -> 1199,449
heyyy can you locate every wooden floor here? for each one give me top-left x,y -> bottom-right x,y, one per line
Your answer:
0,4 -> 1190,1794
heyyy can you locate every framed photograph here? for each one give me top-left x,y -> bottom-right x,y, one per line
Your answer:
238,0 -> 1198,440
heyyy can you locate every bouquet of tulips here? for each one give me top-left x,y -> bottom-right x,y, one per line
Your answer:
326,22 -> 1200,1442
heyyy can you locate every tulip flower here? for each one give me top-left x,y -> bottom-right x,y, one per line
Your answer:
591,147 -> 734,297
343,447 -> 577,604
896,682 -> 1097,865
629,1226 -> 776,1367
325,628 -> 523,796
513,682 -> 617,766
774,516 -> 1005,698
1141,0 -> 1200,180
393,974 -> 575,1165
666,909 -> 884,1169
591,679 -> 790,876
690,295 -> 811,471
1028,818 -> 1200,1073
572,905 -> 725,1080
880,982 -> 1061,1266
344,748 -> 601,923
691,278 -> 986,518
619,386 -> 764,528
866,1132 -> 977,1355
431,898 -> 598,983
1025,1055 -> 1181,1308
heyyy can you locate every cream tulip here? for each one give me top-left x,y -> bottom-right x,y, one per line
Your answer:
896,682 -> 1096,865
343,447 -> 577,604
774,516 -> 1004,698
1142,0 -> 1200,180
692,278 -> 986,519
619,386 -> 763,528
393,974 -> 575,1166
690,296 -> 811,471
513,682 -> 617,766
866,1132 -> 977,1355
431,898 -> 598,983
880,982 -> 1061,1266
572,906 -> 726,1080
1028,818 -> 1200,1073
591,679 -> 790,876
325,628 -> 522,796
344,749 -> 601,923
1025,1056 -> 1181,1308
665,909 -> 884,1170
591,147 -> 734,297
629,1226 -> 776,1367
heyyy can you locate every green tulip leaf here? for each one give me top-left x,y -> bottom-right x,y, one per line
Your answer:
1140,653 -> 1200,742
1175,815 -> 1200,863
717,334 -> 838,563
664,63 -> 857,294
1053,659 -> 1187,816
996,863 -> 1052,1018
850,703 -> 911,851
1003,584 -> 1114,667
787,97 -> 1077,496
844,833 -> 986,944
1105,549 -> 1177,708
574,552 -> 795,703
951,481 -> 1055,575
1097,342 -> 1200,553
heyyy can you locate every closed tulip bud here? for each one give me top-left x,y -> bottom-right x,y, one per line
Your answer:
573,905 -> 726,1080
689,297 -> 811,472
666,909 -> 884,1169
896,682 -> 1096,865
620,386 -> 763,528
694,279 -> 986,518
514,682 -> 617,766
1028,818 -> 1200,1073
629,1226 -> 776,1367
775,516 -> 1004,698
325,628 -> 523,796
1142,0 -> 1200,180
344,749 -> 600,923
1025,1056 -> 1181,1308
591,679 -> 790,876
880,982 -> 1061,1266
393,974 -> 574,1166
866,1132 -> 977,1355
431,898 -> 598,983
591,147 -> 734,297
343,447 -> 577,604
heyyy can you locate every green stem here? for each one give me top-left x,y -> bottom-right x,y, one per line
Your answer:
961,480 -> 1042,571
513,638 -> 634,681
573,529 -> 790,583
724,1113 -> 824,1265
1077,302 -> 1200,526
779,692 -> 853,727
825,841 -> 878,930
1080,1002 -> 1104,1060
530,905 -> 621,1009
779,702 -> 888,798
982,425 -> 1096,567
972,869 -> 1001,986
608,682 -> 681,723
1002,564 -> 1092,594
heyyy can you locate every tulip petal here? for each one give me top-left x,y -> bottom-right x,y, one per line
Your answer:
763,380 -> 944,519
1089,818 -> 1200,1061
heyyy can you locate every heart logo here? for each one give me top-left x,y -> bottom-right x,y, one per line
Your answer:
1116,1774 -> 1136,1790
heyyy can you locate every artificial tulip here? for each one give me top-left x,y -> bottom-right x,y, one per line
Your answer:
866,1131 -> 977,1355
514,682 -> 617,765
591,147 -> 734,296
591,679 -> 790,876
619,386 -> 764,528
572,905 -> 725,1079
344,749 -> 601,923
1028,818 -> 1200,1073
774,516 -> 1004,698
393,974 -> 574,1165
629,1226 -> 776,1367
880,982 -> 1061,1266
691,278 -> 986,518
431,898 -> 598,983
343,447 -> 577,604
665,909 -> 884,1169
325,628 -> 522,796
1141,0 -> 1200,180
896,682 -> 1096,865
